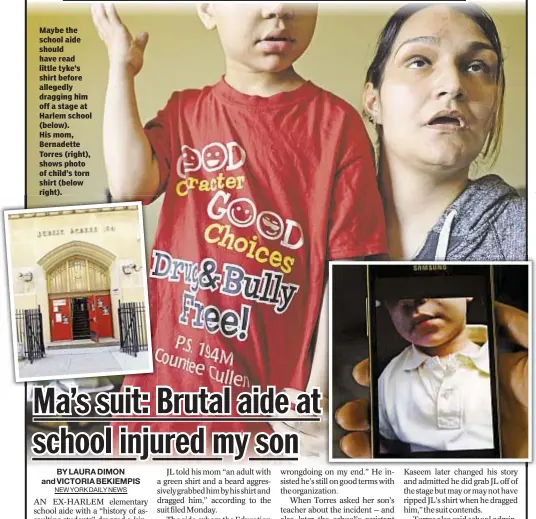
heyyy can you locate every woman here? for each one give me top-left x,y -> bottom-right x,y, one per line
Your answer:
290,3 -> 528,459
334,4 -> 528,459
362,3 -> 525,260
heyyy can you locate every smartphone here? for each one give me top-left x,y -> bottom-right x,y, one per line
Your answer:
367,264 -> 501,459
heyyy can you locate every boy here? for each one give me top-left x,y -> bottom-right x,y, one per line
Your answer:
379,297 -> 494,452
92,3 -> 386,448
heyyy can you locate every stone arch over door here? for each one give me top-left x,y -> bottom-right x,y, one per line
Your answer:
38,240 -> 116,273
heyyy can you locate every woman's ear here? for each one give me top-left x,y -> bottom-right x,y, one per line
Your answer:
197,3 -> 217,30
363,82 -> 382,125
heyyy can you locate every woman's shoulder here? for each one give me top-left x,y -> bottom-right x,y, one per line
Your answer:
469,173 -> 526,224
487,193 -> 526,261
449,174 -> 525,260
417,174 -> 526,261
470,173 -> 524,195
452,173 -> 525,223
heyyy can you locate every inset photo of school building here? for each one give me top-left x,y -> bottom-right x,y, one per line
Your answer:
5,202 -> 153,382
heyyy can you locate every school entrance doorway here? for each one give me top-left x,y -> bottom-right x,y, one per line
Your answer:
47,257 -> 113,343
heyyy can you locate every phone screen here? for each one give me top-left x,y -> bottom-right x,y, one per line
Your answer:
367,264 -> 501,459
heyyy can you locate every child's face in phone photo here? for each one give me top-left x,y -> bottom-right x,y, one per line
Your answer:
384,297 -> 472,347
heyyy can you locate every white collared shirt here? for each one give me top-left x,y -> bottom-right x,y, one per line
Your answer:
378,342 -> 494,452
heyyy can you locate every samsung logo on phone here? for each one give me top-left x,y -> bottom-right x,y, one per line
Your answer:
413,265 -> 448,271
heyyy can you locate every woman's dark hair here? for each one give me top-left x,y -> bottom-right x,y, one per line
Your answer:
365,3 -> 505,165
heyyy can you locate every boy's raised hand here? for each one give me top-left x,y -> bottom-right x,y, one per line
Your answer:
91,3 -> 148,76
